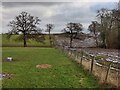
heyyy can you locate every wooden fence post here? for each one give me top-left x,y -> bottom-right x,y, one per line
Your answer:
76,51 -> 79,60
118,69 -> 120,88
62,45 -> 64,52
80,51 -> 83,64
74,50 -> 77,60
105,62 -> 112,83
90,55 -> 94,73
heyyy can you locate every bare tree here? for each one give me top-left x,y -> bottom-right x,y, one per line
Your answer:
45,24 -> 54,46
96,6 -> 120,49
88,21 -> 100,46
63,22 -> 83,48
97,8 -> 112,48
8,11 -> 41,47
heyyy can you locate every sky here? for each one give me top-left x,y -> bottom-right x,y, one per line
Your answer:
0,0 -> 118,34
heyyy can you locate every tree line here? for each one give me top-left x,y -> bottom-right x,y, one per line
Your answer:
88,1 -> 120,49
7,1 -> 120,49
7,11 -> 83,48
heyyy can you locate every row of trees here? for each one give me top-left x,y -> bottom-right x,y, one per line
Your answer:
8,12 -> 54,47
7,1 -> 120,49
61,1 -> 120,49
88,1 -> 120,49
8,11 -> 83,48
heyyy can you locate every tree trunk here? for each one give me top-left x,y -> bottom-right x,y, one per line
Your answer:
23,32 -> 27,47
95,38 -> 98,47
94,33 -> 98,47
70,35 -> 73,48
104,21 -> 107,48
49,31 -> 52,46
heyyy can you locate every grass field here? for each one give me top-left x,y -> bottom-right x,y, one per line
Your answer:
2,47 -> 100,88
2,35 -> 50,47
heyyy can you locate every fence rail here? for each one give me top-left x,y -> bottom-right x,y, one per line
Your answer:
53,39 -> 120,88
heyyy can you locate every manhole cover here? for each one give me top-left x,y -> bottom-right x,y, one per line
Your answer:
36,64 -> 52,68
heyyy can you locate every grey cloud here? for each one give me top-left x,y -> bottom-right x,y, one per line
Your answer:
2,2 -> 115,33
2,2 -> 65,8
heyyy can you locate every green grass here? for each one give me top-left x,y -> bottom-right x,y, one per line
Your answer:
2,34 -> 50,47
2,47 -> 100,88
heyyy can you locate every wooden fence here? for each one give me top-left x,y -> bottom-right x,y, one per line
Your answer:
54,40 -> 120,88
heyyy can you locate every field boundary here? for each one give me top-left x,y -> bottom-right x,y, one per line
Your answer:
54,41 -> 120,88
2,46 -> 52,47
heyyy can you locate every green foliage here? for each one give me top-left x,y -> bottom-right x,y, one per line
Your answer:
14,34 -> 45,44
2,34 -> 50,47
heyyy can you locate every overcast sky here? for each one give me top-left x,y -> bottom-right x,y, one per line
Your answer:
1,1 -> 117,34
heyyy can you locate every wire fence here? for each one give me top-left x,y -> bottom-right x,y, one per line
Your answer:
53,38 -> 120,88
